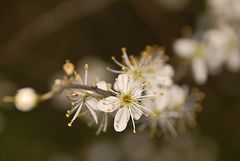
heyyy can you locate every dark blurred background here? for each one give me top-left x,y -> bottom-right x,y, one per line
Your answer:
0,0 -> 239,161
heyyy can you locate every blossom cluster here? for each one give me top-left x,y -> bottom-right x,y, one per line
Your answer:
173,0 -> 240,84
5,46 -> 203,137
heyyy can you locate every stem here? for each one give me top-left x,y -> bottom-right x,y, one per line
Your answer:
67,84 -> 116,97
39,82 -> 116,103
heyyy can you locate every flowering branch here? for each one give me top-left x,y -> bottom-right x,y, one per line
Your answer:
3,46 -> 204,137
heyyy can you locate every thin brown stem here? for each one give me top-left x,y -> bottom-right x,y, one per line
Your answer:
67,84 -> 116,97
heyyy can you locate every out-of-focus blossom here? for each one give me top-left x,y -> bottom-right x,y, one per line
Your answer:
204,24 -> 240,73
173,38 -> 207,84
209,0 -> 240,21
142,85 -> 203,137
14,88 -> 39,112
174,24 -> 240,84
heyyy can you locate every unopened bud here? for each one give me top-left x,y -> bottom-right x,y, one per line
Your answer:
14,88 -> 38,112
63,60 -> 75,76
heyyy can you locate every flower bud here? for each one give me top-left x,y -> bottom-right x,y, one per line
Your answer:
15,88 -> 38,112
63,60 -> 75,76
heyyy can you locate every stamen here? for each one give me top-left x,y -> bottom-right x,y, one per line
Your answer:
65,113 -> 70,118
103,114 -> 108,132
109,89 -> 119,95
131,102 -> 155,116
130,55 -> 139,68
129,107 -> 136,134
107,67 -> 124,74
84,64 -> 88,85
132,88 -> 148,98
111,56 -> 126,68
130,103 -> 148,116
121,48 -> 134,69
67,102 -> 83,127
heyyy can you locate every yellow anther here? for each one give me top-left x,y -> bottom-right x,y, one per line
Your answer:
65,113 -> 70,118
121,47 -> 127,53
84,64 -> 89,70
63,59 -> 75,76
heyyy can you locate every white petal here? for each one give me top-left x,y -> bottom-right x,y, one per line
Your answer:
86,97 -> 98,110
169,85 -> 187,108
97,96 -> 119,112
131,107 -> 142,120
114,108 -> 130,132
96,81 -> 108,91
113,82 -> 119,91
157,76 -> 173,87
173,38 -> 196,58
192,58 -> 207,85
161,65 -> 175,77
85,103 -> 98,124
117,74 -> 129,93
155,88 -> 170,110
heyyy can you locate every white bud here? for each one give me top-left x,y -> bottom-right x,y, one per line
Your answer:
15,88 -> 38,112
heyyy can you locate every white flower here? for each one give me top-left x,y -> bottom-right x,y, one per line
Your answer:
15,88 -> 38,112
209,0 -> 240,21
142,84 -> 202,137
97,74 -> 154,133
204,25 -> 240,73
174,38 -> 208,84
143,86 -> 184,137
66,64 -> 98,127
108,46 -> 174,87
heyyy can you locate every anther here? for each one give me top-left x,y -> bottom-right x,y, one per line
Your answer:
121,47 -> 126,53
68,122 -> 72,127
84,64 -> 89,70
65,113 -> 70,118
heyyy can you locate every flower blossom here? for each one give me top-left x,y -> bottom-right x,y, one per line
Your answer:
173,38 -> 207,84
108,46 -> 174,87
97,74 -> 154,133
209,0 -> 240,21
66,64 -> 98,127
204,24 -> 240,73
142,85 -> 203,137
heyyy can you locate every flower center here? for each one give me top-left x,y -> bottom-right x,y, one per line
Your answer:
134,70 -> 142,77
120,94 -> 133,107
